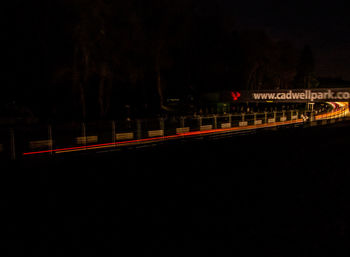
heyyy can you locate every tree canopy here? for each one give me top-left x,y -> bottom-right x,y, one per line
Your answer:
7,0 -> 310,122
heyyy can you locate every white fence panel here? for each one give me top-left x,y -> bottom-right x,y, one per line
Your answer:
176,127 -> 190,134
76,136 -> 98,145
254,120 -> 262,125
116,132 -> 134,141
148,130 -> 164,137
200,125 -> 213,131
29,140 -> 53,149
221,123 -> 231,129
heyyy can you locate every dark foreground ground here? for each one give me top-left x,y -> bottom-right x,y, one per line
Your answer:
2,121 -> 350,256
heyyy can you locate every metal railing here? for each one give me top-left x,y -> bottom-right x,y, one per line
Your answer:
0,108 -> 348,160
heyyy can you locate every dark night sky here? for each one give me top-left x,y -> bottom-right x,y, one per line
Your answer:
3,0 -> 350,82
228,0 -> 350,79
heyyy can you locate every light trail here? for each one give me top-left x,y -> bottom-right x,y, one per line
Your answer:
23,119 -> 303,156
22,102 -> 349,156
315,102 -> 349,120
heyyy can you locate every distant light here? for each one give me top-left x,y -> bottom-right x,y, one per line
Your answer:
231,92 -> 241,101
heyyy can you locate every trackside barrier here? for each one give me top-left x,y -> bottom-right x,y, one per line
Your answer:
2,106 -> 348,160
176,127 -> 190,134
148,130 -> 164,137
29,140 -> 53,150
116,132 -> 134,141
280,117 -> 287,122
200,125 -> 213,131
76,136 -> 98,145
221,123 -> 231,129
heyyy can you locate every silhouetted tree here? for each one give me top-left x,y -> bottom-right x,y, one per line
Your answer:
237,30 -> 298,90
271,40 -> 298,89
8,0 -> 306,123
295,44 -> 318,88
239,30 -> 274,90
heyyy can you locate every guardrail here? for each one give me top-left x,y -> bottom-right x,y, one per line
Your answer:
0,107 -> 348,160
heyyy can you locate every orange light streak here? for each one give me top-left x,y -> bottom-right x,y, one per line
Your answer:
23,118 -> 304,156
23,102 -> 349,157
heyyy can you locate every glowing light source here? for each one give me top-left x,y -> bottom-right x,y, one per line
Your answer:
231,92 -> 241,101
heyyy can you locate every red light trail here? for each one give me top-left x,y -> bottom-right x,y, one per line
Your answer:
22,119 -> 304,156
22,102 -> 348,156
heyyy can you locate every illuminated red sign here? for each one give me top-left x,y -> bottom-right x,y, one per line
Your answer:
231,91 -> 241,101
